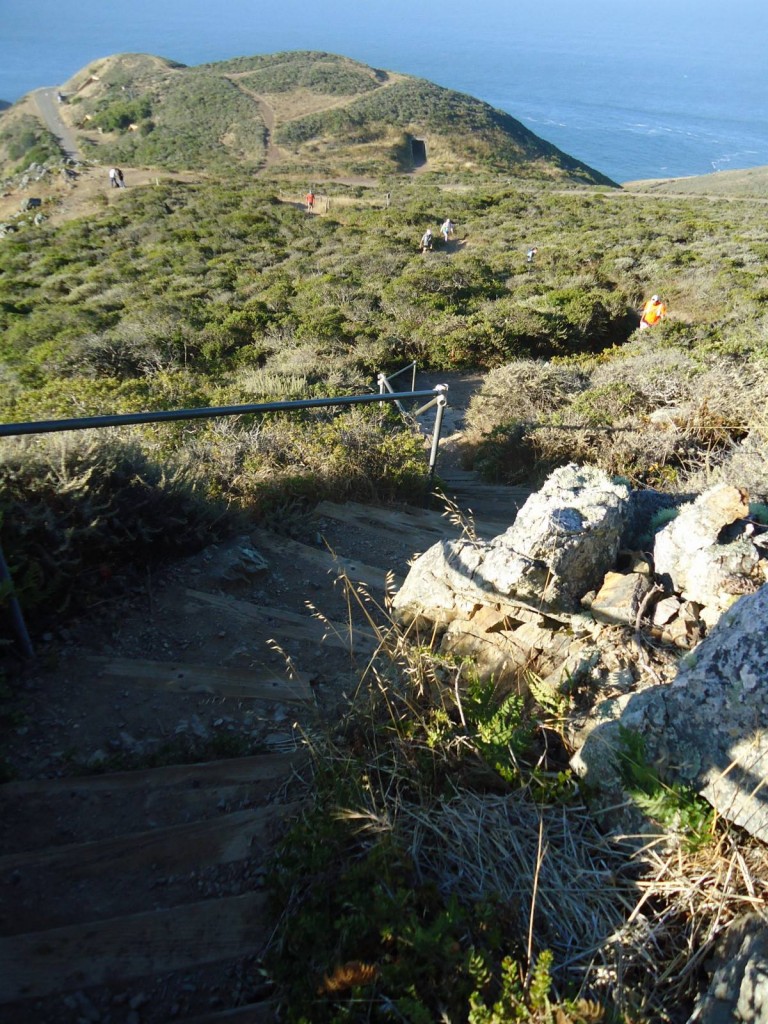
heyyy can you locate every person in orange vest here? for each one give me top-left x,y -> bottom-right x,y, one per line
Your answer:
640,294 -> 667,330
305,190 -> 315,212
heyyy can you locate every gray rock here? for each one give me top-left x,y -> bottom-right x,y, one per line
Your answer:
393,464 -> 629,626
654,484 -> 760,622
576,583 -> 768,841
690,913 -> 768,1024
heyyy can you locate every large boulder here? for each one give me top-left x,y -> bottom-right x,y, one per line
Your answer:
575,582 -> 768,841
654,484 -> 761,625
393,464 -> 629,628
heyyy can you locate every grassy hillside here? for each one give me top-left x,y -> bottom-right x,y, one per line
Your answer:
0,50 -> 614,183
624,163 -> 768,198
3,57 -> 768,1024
2,169 -> 767,501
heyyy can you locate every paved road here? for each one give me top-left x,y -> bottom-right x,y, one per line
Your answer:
31,88 -> 81,162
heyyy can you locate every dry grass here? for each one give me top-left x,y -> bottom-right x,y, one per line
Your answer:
269,568 -> 768,1021
339,751 -> 768,1019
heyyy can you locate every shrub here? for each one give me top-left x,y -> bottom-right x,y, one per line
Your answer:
465,360 -> 588,436
0,433 -> 229,629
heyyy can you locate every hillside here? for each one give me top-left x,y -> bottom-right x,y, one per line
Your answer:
2,53 -> 768,1024
623,163 -> 768,198
0,50 -> 615,184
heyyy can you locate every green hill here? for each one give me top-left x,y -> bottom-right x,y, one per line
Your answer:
1,50 -> 615,184
2,51 -> 768,1024
623,163 -> 768,198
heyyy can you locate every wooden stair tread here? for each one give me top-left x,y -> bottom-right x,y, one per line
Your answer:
314,498 -> 510,541
0,751 -> 304,799
0,802 -> 298,876
251,527 -> 401,590
88,656 -> 313,702
183,1003 -> 278,1023
186,589 -> 378,652
1,803 -> 300,934
0,892 -> 269,1004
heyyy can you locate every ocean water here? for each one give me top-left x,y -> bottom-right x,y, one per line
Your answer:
2,0 -> 766,183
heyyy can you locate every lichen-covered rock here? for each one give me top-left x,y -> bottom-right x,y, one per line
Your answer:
393,464 -> 629,627
576,583 -> 768,841
654,484 -> 759,621
691,913 -> 768,1024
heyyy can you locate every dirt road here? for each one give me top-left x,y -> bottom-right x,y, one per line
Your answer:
31,88 -> 81,162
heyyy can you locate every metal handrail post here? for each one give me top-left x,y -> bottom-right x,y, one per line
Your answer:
0,539 -> 34,659
426,385 -> 449,505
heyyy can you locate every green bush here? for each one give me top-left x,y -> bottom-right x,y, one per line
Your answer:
0,434 -> 229,628
92,96 -> 152,132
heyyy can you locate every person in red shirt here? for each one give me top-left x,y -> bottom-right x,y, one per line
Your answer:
305,190 -> 315,212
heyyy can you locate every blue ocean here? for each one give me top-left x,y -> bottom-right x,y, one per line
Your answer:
2,0 -> 766,184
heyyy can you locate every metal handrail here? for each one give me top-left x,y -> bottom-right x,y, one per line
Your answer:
0,386 -> 450,658
378,360 -> 417,394
0,389 -> 438,438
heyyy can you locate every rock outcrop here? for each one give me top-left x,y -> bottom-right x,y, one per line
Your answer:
394,463 -> 629,624
654,484 -> 764,626
393,463 -> 629,693
393,465 -> 768,839
691,913 -> 768,1024
577,582 -> 768,841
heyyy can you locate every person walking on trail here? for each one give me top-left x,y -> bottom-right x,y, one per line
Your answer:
441,218 -> 455,243
108,167 -> 118,189
305,190 -> 315,212
640,294 -> 667,330
420,228 -> 433,252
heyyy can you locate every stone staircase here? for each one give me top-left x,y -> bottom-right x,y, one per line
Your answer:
0,478 -> 529,1021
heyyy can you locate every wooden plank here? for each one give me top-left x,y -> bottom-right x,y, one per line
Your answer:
185,590 -> 378,652
184,1004 -> 278,1024
315,499 -> 453,539
250,528 -> 401,591
314,499 -> 510,543
0,802 -> 300,877
0,752 -> 305,800
88,656 -> 313,703
0,892 -> 268,1003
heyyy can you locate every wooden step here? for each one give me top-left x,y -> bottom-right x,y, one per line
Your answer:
0,753 -> 307,855
250,527 -> 401,591
186,590 -> 378,653
0,892 -> 269,1004
184,1003 -> 278,1023
88,656 -> 313,702
314,498 -> 509,543
0,751 -> 304,800
435,471 -> 530,525
0,803 -> 300,934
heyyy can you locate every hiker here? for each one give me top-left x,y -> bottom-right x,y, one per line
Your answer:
526,246 -> 538,264
640,294 -> 667,330
420,228 -> 433,252
108,167 -> 118,189
441,218 -> 455,243
305,190 -> 315,212
116,168 -> 125,188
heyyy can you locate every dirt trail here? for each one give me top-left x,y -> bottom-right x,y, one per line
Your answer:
0,378 -> 527,1022
31,88 -> 81,163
